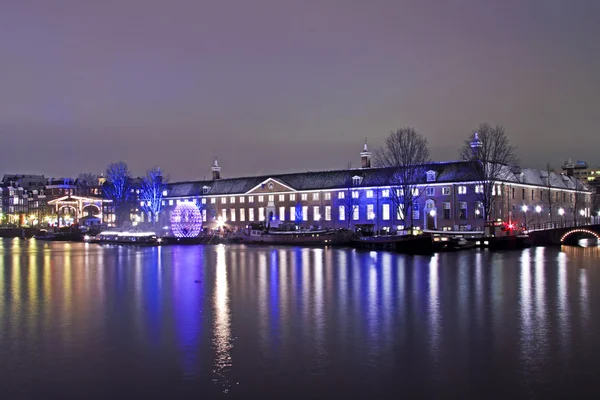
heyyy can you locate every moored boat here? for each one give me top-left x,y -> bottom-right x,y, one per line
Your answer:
85,231 -> 162,246
241,228 -> 353,246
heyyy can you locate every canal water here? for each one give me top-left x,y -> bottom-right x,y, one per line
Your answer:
0,238 -> 598,399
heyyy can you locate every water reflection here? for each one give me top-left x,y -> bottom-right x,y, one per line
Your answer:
0,239 -> 599,398
212,245 -> 232,393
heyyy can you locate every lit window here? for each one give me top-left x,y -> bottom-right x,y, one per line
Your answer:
324,192 -> 331,200
352,191 -> 359,199
338,192 -> 345,199
211,198 -> 216,204
268,195 -> 274,202
352,206 -> 359,220
382,204 -> 390,220
301,193 -> 308,201
475,185 -> 483,194
259,207 -> 265,221
222,209 -> 227,221
325,206 -> 331,221
426,187 -> 435,196
230,197 -> 235,204
396,189 -> 403,197
443,202 -> 451,219
279,206 -> 285,221
313,206 -> 320,221
249,208 -> 255,221
279,195 -> 285,202
426,171 -> 437,182
412,188 -> 419,196
290,207 -> 296,221
240,197 -> 245,203
169,200 -> 173,206
382,189 -> 390,197
367,204 -> 374,220
289,194 -> 296,201
161,200 -> 165,206
313,193 -> 319,201
162,190 -> 168,196
240,209 -> 245,221
221,197 -> 226,204
202,198 -> 206,204
258,196 -> 264,202
140,201 -> 145,207
202,209 -> 207,222
230,209 -> 236,222
458,186 -> 467,195
339,205 -> 345,220
459,202 -> 467,220
249,196 -> 254,203
366,190 -> 373,198
442,187 -> 450,195
302,206 -> 308,221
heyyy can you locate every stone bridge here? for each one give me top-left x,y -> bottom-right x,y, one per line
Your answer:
527,223 -> 600,246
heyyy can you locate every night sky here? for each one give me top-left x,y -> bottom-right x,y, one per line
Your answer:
2,0 -> 599,180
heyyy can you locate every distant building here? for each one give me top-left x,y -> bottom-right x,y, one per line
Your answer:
156,144 -> 592,233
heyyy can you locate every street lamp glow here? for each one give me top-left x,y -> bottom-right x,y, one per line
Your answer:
475,209 -> 480,215
579,209 -> 585,216
535,205 -> 541,213
429,209 -> 436,217
558,208 -> 565,216
217,216 -> 225,228
521,205 -> 528,212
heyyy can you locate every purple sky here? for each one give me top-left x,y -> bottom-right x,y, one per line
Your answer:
2,0 -> 599,180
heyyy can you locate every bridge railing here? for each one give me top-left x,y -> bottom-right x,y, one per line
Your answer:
526,218 -> 594,232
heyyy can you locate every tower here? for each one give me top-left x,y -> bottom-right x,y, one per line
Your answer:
470,132 -> 482,159
360,138 -> 371,168
212,158 -> 221,180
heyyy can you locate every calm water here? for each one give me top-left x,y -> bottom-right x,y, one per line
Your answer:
0,239 -> 599,399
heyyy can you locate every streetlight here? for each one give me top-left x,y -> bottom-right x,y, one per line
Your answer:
535,205 -> 541,228
521,205 -> 528,229
558,207 -> 565,227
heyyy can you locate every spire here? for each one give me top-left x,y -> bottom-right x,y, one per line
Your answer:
212,157 -> 221,180
360,138 -> 371,168
470,132 -> 482,158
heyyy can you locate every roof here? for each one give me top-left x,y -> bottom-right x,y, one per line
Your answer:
165,161 -> 588,198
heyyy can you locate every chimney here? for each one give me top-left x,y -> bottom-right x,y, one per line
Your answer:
212,158 -> 221,180
360,138 -> 371,168
470,132 -> 482,159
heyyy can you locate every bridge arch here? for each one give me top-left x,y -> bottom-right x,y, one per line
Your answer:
560,229 -> 600,244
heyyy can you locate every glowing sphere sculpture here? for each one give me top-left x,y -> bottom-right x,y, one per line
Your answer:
170,202 -> 202,238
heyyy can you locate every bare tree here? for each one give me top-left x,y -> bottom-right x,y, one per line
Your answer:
104,162 -> 132,226
140,167 -> 168,226
76,173 -> 99,196
341,176 -> 361,230
541,163 -> 556,221
374,127 -> 430,232
459,123 -> 518,223
571,179 -> 591,226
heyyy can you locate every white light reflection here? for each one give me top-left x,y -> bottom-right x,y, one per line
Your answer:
519,249 -> 534,369
579,269 -> 590,330
213,245 -> 232,393
428,254 -> 440,359
312,249 -> 327,368
534,247 -> 547,334
556,251 -> 570,354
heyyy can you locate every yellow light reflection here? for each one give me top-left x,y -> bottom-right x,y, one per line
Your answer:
213,244 -> 232,393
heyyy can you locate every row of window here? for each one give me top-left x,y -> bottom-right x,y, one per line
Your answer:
164,184 -> 579,207
208,202 -> 487,223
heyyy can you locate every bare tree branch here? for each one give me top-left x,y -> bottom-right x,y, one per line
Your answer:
374,127 -> 430,231
459,123 -> 518,222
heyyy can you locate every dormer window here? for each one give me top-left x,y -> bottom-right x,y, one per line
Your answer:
426,170 -> 437,182
202,186 -> 210,194
352,176 -> 362,186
